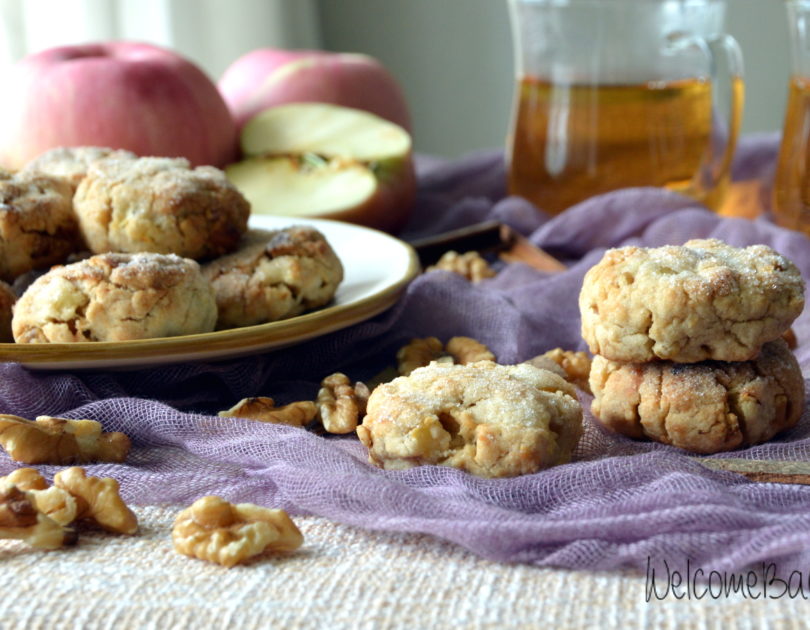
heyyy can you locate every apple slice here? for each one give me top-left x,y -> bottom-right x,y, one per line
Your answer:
226,103 -> 415,233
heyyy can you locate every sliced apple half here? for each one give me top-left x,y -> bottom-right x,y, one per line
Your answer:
226,103 -> 416,233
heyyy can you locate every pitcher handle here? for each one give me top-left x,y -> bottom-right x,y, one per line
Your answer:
705,33 -> 745,209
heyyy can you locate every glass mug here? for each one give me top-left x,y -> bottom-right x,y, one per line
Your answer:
774,0 -> 810,232
506,0 -> 744,216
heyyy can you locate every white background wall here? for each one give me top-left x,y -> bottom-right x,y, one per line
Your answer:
0,0 -> 793,159
317,0 -> 791,157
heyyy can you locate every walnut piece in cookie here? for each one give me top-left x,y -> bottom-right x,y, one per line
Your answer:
202,227 -> 343,329
12,252 -> 217,342
74,156 -> 250,259
218,398 -> 317,427
21,146 -> 137,192
427,250 -> 496,282
0,169 -> 79,282
172,495 -> 303,568
357,361 -> 583,478
590,339 -> 804,454
0,415 -> 130,464
579,239 -> 805,363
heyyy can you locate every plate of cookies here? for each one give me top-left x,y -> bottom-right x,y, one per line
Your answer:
0,148 -> 420,369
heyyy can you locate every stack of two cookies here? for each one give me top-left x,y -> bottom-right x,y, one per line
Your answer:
579,239 -> 806,454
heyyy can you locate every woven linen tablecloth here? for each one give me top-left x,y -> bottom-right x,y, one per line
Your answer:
3,134 -> 810,602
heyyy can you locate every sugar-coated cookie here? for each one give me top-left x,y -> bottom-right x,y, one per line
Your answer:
0,169 -> 79,282
12,252 -> 217,342
589,339 -> 804,454
21,146 -> 137,192
357,361 -> 583,478
202,227 -> 343,329
0,280 -> 15,342
74,156 -> 250,259
580,239 -> 804,363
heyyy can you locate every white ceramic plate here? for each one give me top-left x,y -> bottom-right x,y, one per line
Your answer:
0,216 -> 419,370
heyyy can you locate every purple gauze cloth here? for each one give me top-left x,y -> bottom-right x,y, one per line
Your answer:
3,132 -> 810,575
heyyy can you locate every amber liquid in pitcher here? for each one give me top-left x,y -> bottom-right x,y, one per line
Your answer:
507,76 -> 738,215
774,76 -> 810,232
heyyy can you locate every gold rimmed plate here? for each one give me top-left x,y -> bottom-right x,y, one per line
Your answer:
0,215 -> 420,370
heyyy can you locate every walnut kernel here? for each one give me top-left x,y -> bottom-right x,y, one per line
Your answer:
0,414 -> 131,465
317,373 -> 370,434
446,336 -> 496,364
219,398 -> 317,427
427,250 -> 496,283
0,468 -> 78,526
0,485 -> 72,549
396,337 -> 451,376
396,336 -> 496,376
172,495 -> 303,568
53,467 -> 138,535
526,348 -> 592,394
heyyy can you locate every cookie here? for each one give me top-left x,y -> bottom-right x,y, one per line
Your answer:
357,361 -> 583,478
589,339 -> 804,454
0,169 -> 79,282
12,252 -> 217,343
74,156 -> 250,259
202,227 -> 343,329
0,280 -> 15,342
580,239 -> 805,363
21,146 -> 137,192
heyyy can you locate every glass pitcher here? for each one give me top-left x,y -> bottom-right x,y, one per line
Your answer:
506,0 -> 744,215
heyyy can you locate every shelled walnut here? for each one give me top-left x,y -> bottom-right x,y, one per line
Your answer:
0,484 -> 74,549
0,468 -> 78,526
218,398 -> 317,427
525,348 -> 592,394
445,337 -> 496,365
316,373 -> 370,434
53,467 -> 138,535
0,415 -> 130,464
396,336 -> 496,376
172,495 -> 303,568
427,250 -> 496,283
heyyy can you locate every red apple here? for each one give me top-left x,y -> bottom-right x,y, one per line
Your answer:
0,42 -> 237,170
218,49 -> 411,134
226,103 -> 415,234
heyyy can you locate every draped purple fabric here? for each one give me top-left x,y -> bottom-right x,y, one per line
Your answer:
4,133 -> 810,574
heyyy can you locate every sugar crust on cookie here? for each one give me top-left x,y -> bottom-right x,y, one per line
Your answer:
74,156 -> 250,260
12,252 -> 217,342
589,339 -> 804,454
357,361 -> 583,478
580,239 -> 805,363
0,169 -> 79,282
202,227 -> 343,329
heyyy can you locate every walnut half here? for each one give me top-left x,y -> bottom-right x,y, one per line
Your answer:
53,467 -> 138,535
525,348 -> 592,394
172,495 -> 303,568
0,468 -> 78,526
218,398 -> 317,427
0,414 -> 131,465
316,373 -> 370,434
396,336 -> 496,376
427,250 -> 496,283
0,485 -> 73,549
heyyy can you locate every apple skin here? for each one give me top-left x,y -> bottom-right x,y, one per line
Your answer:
0,42 -> 238,170
218,49 -> 411,133
359,155 -> 416,234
